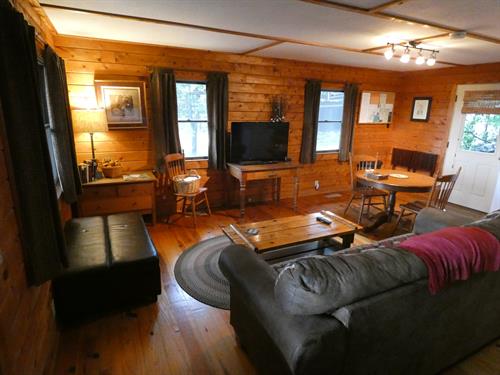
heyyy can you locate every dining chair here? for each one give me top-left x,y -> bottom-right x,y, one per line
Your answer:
164,153 -> 211,228
393,167 -> 462,232
344,152 -> 388,224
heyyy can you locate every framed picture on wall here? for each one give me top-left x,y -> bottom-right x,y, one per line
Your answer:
358,91 -> 395,124
95,80 -> 147,129
411,97 -> 432,122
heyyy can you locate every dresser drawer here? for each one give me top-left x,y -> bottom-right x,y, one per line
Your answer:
82,185 -> 118,199
117,183 -> 153,197
246,169 -> 296,181
80,196 -> 152,216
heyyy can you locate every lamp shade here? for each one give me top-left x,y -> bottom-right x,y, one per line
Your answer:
72,109 -> 108,133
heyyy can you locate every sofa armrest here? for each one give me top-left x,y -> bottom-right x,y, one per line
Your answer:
219,245 -> 347,374
413,207 -> 475,234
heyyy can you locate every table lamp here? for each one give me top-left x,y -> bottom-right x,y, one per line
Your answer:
72,108 -> 108,181
72,108 -> 108,160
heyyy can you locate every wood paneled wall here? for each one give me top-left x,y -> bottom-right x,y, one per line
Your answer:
0,1 -> 59,374
55,35 -> 403,206
391,63 -> 500,170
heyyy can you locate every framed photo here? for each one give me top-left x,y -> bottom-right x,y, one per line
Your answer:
95,80 -> 147,129
411,97 -> 432,122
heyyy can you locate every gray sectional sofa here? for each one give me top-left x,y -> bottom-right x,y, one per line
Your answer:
219,208 -> 500,375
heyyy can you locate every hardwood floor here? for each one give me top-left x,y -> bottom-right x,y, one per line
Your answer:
53,193 -> 498,375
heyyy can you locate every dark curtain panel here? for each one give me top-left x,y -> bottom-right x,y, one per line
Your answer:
207,72 -> 228,170
338,83 -> 359,162
150,68 -> 181,170
0,2 -> 66,285
43,46 -> 81,204
300,80 -> 321,164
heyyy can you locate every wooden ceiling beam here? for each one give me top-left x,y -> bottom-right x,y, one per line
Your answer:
241,41 -> 284,55
299,0 -> 500,45
368,0 -> 412,13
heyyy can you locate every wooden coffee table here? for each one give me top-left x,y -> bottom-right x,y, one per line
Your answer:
222,211 -> 362,259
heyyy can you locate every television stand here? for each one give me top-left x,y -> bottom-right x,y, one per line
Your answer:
237,160 -> 282,165
226,162 -> 300,217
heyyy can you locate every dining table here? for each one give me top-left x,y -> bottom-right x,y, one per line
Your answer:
355,169 -> 435,232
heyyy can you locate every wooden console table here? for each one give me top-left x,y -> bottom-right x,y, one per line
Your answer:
227,162 -> 300,217
79,171 -> 157,225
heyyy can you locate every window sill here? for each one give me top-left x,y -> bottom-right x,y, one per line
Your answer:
316,150 -> 339,155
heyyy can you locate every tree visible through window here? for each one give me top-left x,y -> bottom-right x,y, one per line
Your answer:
316,90 -> 344,152
176,82 -> 209,158
461,114 -> 500,153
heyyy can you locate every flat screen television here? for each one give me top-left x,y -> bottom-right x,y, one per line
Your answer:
230,122 -> 289,164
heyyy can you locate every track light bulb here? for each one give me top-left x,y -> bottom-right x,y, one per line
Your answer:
426,51 -> 437,66
415,50 -> 425,65
400,47 -> 410,63
384,44 -> 394,60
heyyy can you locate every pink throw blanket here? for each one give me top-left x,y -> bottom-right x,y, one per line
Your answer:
398,227 -> 500,294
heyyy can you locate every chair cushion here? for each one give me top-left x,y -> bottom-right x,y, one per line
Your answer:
274,248 -> 427,315
108,213 -> 158,265
63,216 -> 109,274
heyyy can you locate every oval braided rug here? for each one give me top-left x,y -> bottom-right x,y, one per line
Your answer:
174,236 -> 233,310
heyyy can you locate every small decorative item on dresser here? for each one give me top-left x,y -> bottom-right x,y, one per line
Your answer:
172,170 -> 201,194
101,159 -> 123,178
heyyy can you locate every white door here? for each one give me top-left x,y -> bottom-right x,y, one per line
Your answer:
443,84 -> 500,213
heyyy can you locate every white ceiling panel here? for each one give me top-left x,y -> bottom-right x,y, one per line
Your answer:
42,0 -> 445,50
44,7 -> 270,53
253,42 -> 447,71
419,37 -> 500,65
387,0 -> 500,39
40,0 -> 500,70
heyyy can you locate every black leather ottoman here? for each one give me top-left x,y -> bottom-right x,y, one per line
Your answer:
53,213 -> 161,326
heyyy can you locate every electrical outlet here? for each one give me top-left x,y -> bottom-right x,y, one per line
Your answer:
314,180 -> 320,190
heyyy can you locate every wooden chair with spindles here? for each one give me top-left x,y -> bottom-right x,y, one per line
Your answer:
344,152 -> 388,224
164,153 -> 211,228
393,167 -> 462,232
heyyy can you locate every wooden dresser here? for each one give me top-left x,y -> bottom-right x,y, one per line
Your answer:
79,171 -> 157,225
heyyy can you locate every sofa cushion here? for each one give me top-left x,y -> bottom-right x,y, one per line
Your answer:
63,216 -> 109,274
274,248 -> 427,315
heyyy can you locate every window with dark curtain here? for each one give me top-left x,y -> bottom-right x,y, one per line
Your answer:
37,61 -> 61,191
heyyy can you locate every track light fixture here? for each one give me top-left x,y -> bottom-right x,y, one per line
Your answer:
383,43 -> 439,66
384,43 -> 394,60
400,47 -> 411,63
426,51 -> 437,66
415,49 -> 425,65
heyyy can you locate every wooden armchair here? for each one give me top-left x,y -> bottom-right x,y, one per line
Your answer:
165,153 -> 211,228
344,153 -> 388,224
393,167 -> 462,232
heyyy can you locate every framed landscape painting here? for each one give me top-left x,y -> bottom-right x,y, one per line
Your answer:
95,80 -> 147,129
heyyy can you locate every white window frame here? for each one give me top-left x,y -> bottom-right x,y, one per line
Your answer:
316,89 -> 344,153
176,81 -> 209,160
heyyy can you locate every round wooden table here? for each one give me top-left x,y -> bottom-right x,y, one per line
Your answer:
356,169 -> 435,232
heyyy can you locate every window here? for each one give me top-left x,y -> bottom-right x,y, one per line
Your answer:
176,82 -> 209,158
316,90 -> 344,152
460,114 -> 499,153
37,62 -> 60,186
